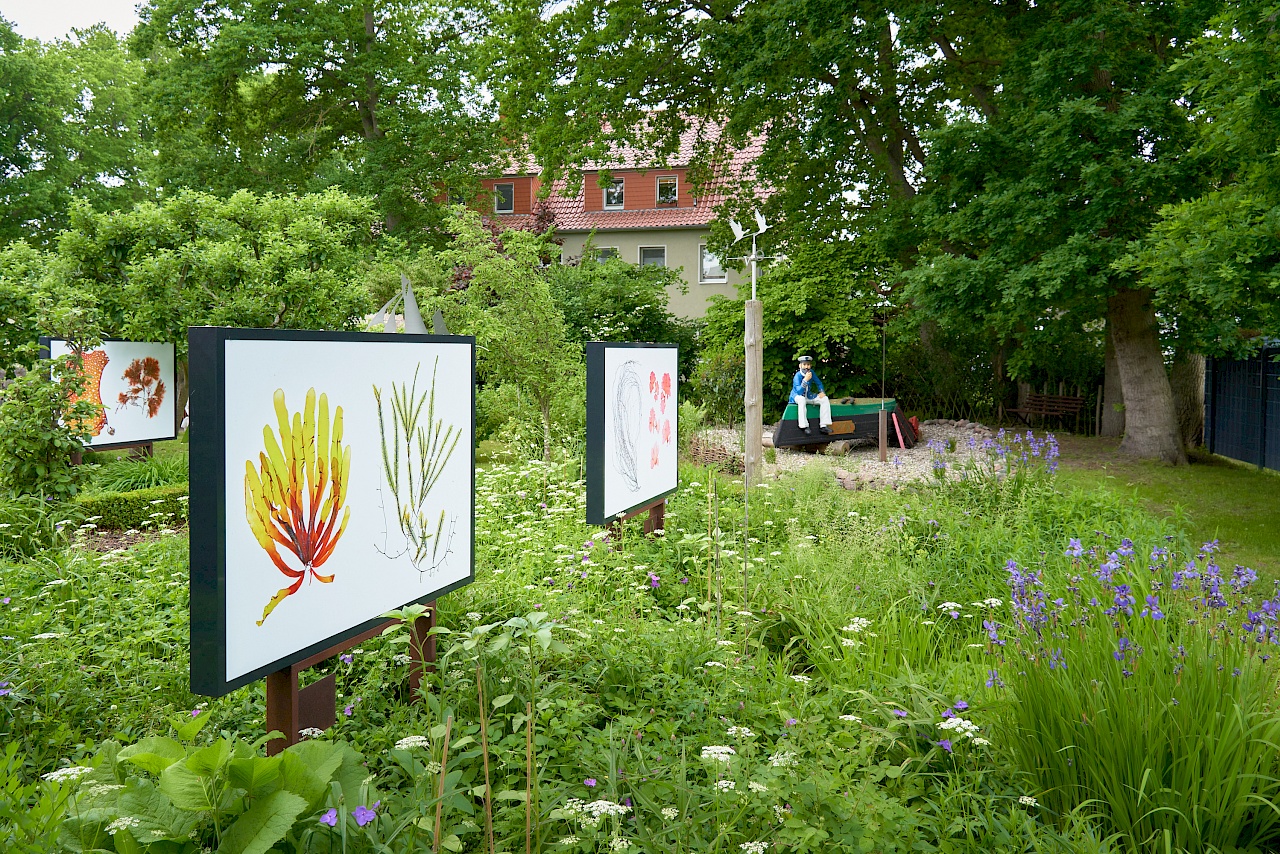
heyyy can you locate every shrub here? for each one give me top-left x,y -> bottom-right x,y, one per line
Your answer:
73,483 -> 188,531
690,345 -> 744,428
88,453 -> 188,493
0,358 -> 96,500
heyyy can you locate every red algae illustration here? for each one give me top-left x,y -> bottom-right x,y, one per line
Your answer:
244,388 -> 351,625
117,356 -> 166,418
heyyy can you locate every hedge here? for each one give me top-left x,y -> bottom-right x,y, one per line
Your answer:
74,482 -> 190,531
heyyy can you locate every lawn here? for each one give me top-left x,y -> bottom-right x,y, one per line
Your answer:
1054,435 -> 1280,579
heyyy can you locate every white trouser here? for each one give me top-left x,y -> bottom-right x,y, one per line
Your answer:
794,394 -> 832,428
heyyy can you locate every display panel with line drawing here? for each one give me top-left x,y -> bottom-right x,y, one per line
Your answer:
585,342 -> 678,525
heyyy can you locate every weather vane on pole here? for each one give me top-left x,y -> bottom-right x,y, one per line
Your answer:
728,210 -> 776,487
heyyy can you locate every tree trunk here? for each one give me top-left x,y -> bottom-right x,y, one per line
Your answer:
174,359 -> 190,437
1100,327 -> 1125,437
1170,349 -> 1205,450
540,398 -> 552,463
1107,288 -> 1186,464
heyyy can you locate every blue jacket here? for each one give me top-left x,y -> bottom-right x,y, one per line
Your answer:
791,369 -> 824,401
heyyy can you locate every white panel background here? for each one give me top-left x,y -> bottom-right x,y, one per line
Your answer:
223,339 -> 473,681
602,346 -> 678,519
48,340 -> 175,447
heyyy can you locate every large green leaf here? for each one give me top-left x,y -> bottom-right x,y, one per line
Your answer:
118,777 -> 199,841
159,761 -> 217,812
217,790 -> 307,854
227,756 -> 282,799
185,740 -> 232,777
118,737 -> 186,775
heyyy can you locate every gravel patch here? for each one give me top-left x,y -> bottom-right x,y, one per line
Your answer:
696,419 -> 999,489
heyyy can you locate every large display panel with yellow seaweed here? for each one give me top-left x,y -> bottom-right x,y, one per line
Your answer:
40,338 -> 176,449
189,328 -> 475,696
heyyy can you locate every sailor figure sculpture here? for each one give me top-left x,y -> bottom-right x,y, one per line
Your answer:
790,355 -> 832,435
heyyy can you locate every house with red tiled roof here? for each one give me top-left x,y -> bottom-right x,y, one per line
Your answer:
478,127 -> 763,318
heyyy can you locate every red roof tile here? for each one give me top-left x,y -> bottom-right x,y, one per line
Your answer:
492,122 -> 764,233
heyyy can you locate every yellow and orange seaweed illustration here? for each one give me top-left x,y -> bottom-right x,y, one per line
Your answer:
245,388 -> 351,625
69,349 -> 109,436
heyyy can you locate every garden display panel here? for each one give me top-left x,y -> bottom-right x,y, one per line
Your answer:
189,328 -> 475,696
585,342 -> 678,525
42,338 -> 176,449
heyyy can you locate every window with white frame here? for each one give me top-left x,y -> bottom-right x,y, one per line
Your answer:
494,182 -> 515,214
656,176 -> 678,205
639,246 -> 666,267
699,245 -> 726,282
603,178 -> 625,209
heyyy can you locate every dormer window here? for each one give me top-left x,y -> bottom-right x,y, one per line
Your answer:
657,176 -> 678,206
494,182 -> 515,214
603,178 -> 625,210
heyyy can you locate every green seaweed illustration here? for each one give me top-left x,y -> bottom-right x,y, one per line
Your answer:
373,359 -> 461,574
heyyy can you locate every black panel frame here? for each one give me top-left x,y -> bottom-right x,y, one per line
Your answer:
188,327 -> 476,697
585,341 -> 679,526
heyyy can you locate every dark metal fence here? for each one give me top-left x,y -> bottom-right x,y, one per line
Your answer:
1204,347 -> 1280,470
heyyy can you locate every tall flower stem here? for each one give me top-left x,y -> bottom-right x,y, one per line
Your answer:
476,661 -> 495,854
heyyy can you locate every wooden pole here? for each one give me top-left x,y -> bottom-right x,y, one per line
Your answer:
744,300 -> 763,485
878,409 -> 888,462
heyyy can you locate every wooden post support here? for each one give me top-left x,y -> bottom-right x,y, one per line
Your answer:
606,499 -> 666,542
744,300 -> 764,486
265,615 -> 436,755
878,409 -> 888,462
643,500 -> 665,535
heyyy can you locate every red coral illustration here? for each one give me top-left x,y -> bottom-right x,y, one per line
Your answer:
69,349 -> 109,437
644,370 -> 676,464
117,356 -> 167,418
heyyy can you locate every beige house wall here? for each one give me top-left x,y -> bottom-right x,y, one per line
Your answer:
559,228 -> 742,319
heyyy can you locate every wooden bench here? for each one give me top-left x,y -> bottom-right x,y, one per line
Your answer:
1007,394 -> 1086,430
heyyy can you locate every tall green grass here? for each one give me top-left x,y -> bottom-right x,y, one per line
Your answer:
997,538 -> 1280,852
87,454 -> 188,493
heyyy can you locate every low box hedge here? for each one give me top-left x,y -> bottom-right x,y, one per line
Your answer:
74,482 -> 190,531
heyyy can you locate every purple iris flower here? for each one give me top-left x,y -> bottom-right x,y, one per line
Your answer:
892,709 -> 908,718
952,700 -> 968,711
936,739 -> 953,753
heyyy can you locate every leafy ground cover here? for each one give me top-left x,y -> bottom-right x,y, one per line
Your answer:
2,435 -> 1277,853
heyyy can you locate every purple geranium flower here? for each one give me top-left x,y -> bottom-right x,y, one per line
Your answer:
649,573 -> 661,588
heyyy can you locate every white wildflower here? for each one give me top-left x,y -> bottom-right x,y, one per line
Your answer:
32,632 -> 65,640
393,653 -> 411,665
768,750 -> 797,768
841,618 -> 871,633
789,674 -> 811,685
717,640 -> 736,646
972,737 -> 991,746
395,735 -> 431,750
726,726 -> 755,739
558,837 -> 580,846
466,612 -> 483,621
840,638 -> 858,647
747,781 -> 768,793
839,714 -> 861,722
740,843 -> 768,854
661,807 -> 678,820
299,727 -> 326,739
715,780 -> 736,791
105,816 -> 141,836
701,745 -> 736,763
704,660 -> 726,668
937,717 -> 981,738
937,602 -> 962,610
42,766 -> 92,783
609,837 -> 630,851
1018,795 -> 1038,807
